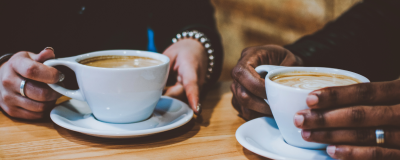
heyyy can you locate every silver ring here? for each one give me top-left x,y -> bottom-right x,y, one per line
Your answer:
20,79 -> 26,97
376,129 -> 385,145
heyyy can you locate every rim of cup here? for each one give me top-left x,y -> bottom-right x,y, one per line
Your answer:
68,50 -> 170,70
265,66 -> 370,91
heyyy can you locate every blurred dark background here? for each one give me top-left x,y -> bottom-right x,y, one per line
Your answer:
210,0 -> 362,80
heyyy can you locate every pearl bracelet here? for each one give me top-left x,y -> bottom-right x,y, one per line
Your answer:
172,30 -> 214,80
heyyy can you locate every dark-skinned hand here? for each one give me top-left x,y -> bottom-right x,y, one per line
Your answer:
294,80 -> 400,160
231,45 -> 303,120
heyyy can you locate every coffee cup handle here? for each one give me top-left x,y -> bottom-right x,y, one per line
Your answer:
43,59 -> 86,101
255,65 -> 286,105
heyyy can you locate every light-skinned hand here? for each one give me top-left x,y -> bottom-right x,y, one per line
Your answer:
163,38 -> 208,115
0,48 -> 62,119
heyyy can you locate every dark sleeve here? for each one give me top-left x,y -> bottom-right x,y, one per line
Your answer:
149,0 -> 223,86
284,0 -> 400,82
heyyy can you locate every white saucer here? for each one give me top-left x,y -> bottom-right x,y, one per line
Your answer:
236,117 -> 335,160
50,96 -> 193,138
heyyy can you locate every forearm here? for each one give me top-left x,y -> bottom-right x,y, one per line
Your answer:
150,0 -> 223,85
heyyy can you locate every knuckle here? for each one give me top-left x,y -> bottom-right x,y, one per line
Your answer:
24,64 -> 39,79
2,93 -> 14,104
350,107 -> 366,124
324,88 -> 339,106
354,129 -> 374,143
231,66 -> 244,79
355,84 -> 374,102
322,131 -> 333,140
310,110 -> 326,126
371,147 -> 384,160
311,131 -> 332,141
238,90 -> 250,104
1,76 -> 13,87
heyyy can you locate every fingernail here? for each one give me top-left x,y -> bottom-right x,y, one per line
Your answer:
44,47 -> 54,52
306,91 -> 320,106
196,103 -> 202,114
58,72 -> 65,82
326,145 -> 337,158
294,114 -> 304,127
297,109 -> 309,114
177,76 -> 182,82
302,130 -> 311,139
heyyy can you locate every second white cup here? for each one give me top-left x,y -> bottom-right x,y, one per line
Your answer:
255,65 -> 369,149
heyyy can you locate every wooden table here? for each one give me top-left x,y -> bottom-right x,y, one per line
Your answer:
0,81 -> 269,160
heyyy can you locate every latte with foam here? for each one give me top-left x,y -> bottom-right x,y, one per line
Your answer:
270,71 -> 360,90
79,55 -> 163,68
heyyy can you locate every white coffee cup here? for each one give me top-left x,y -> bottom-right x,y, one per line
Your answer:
255,65 -> 369,149
44,50 -> 170,123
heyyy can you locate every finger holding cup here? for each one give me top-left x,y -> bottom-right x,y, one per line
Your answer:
294,79 -> 400,158
230,45 -> 302,120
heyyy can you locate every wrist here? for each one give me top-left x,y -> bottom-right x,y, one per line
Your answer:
174,38 -> 206,53
172,30 -> 215,80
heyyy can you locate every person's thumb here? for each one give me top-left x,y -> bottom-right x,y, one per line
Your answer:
30,47 -> 56,63
28,47 -> 64,83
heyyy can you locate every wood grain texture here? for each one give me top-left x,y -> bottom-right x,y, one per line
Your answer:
0,81 -> 270,160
